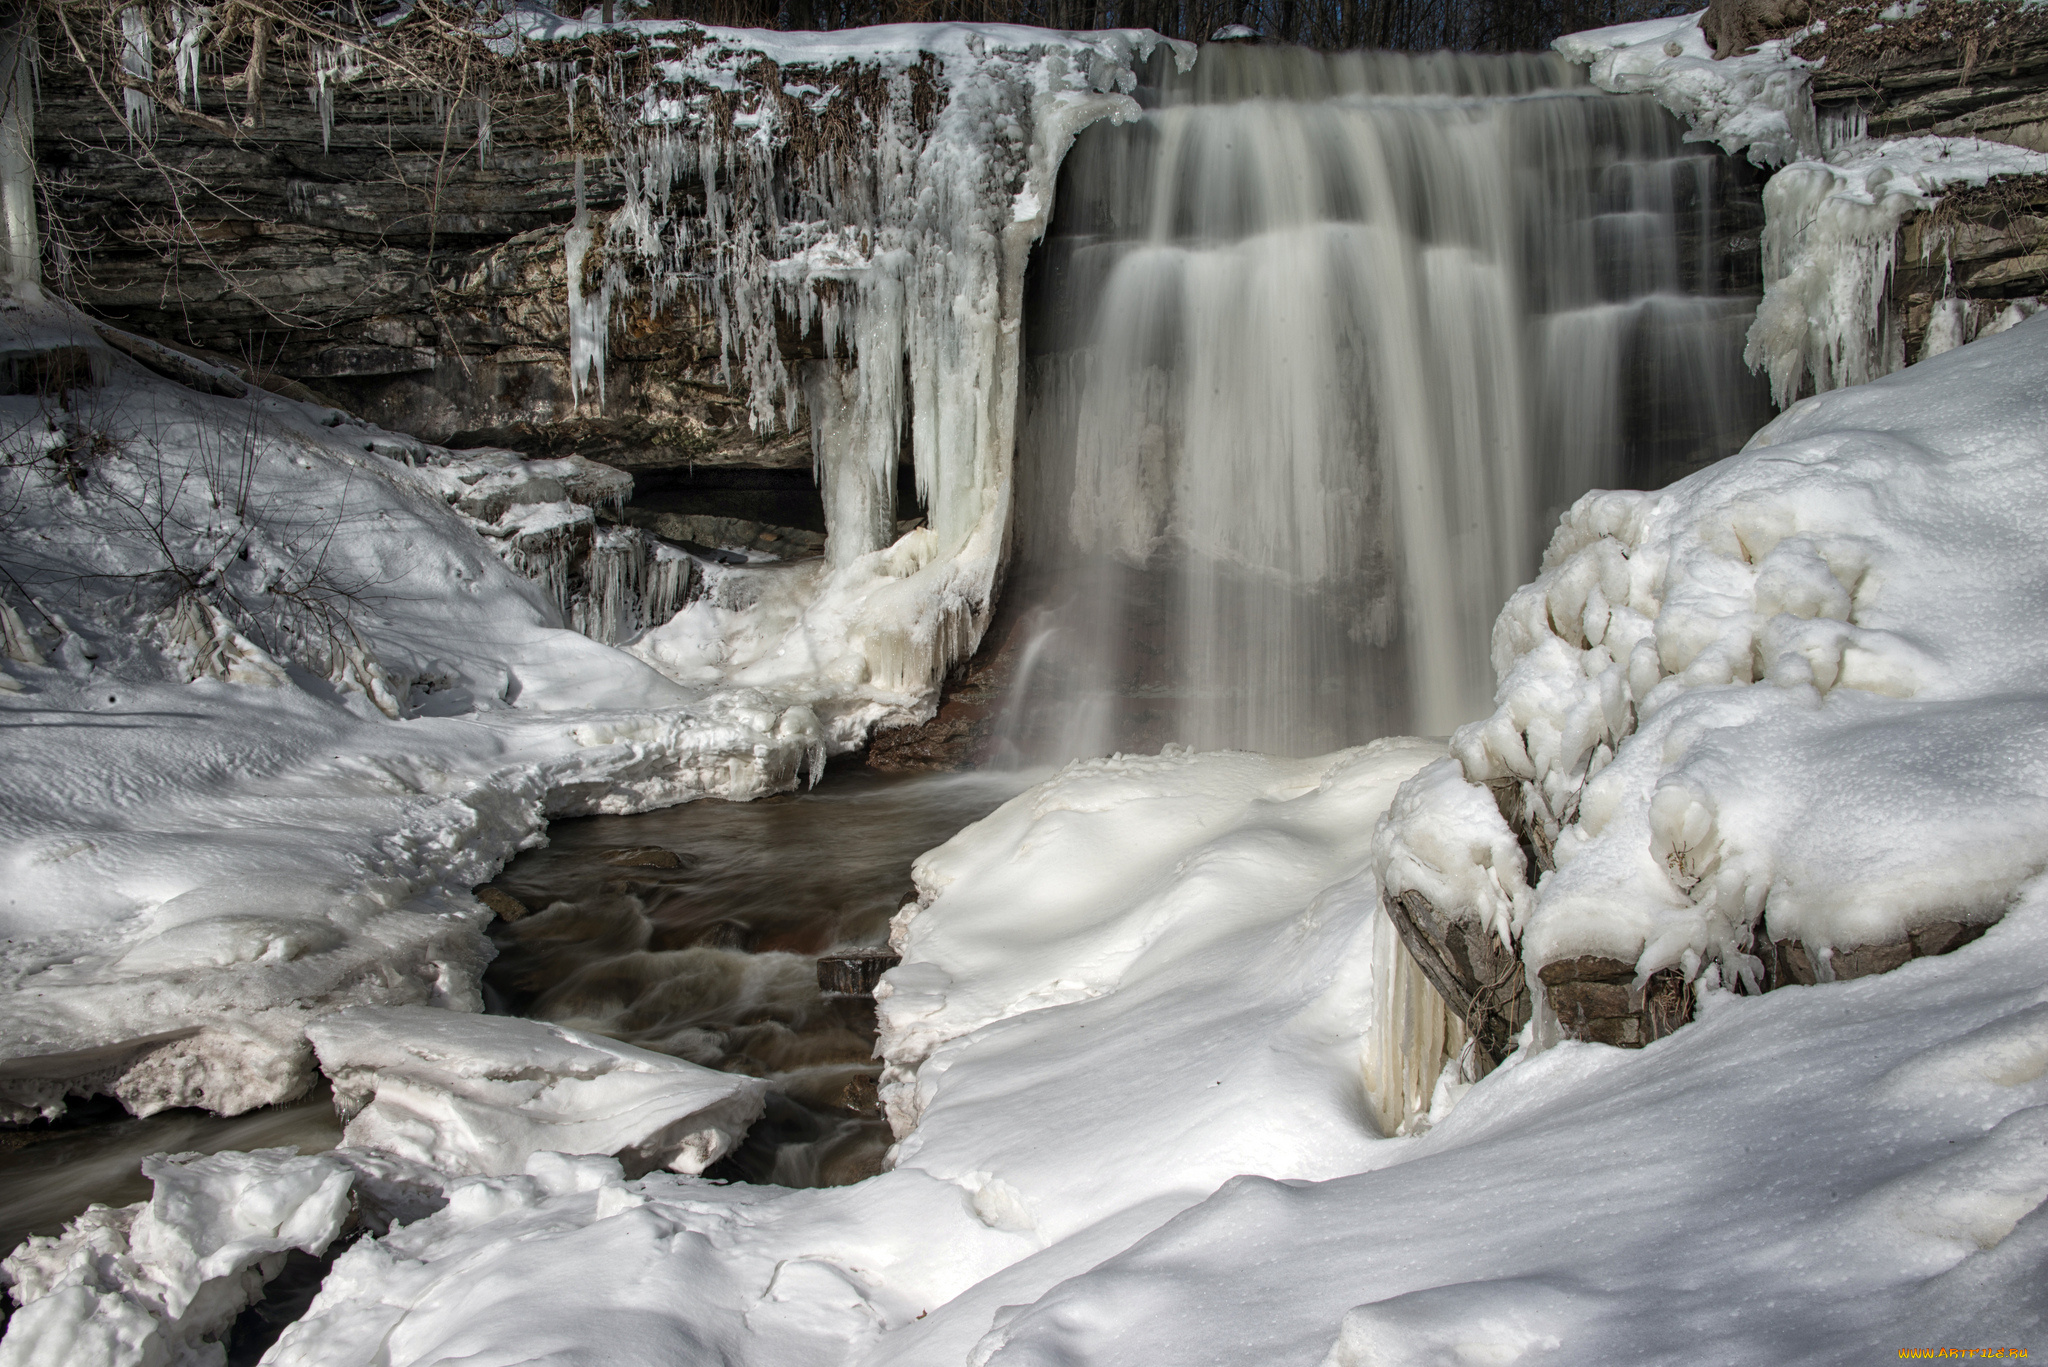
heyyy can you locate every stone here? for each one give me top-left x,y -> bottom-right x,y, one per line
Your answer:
1382,888 -> 1530,1074
1537,956 -> 1693,1049
474,887 -> 531,923
1702,0 -> 1809,60
817,949 -> 901,997
599,846 -> 684,870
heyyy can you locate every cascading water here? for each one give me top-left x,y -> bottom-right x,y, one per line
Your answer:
1003,45 -> 1771,761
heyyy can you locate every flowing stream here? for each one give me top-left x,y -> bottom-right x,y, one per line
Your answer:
1002,44 -> 1770,760
477,767 -> 1032,1187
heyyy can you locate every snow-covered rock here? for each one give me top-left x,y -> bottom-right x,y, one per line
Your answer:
1395,313 -> 2048,1000
306,1006 -> 768,1177
1554,9 -> 1817,167
0,1148 -> 353,1367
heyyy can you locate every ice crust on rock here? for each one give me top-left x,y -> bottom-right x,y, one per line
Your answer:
306,1005 -> 768,1177
1385,315 -> 2048,994
0,1148 -> 353,1367
1745,137 -> 2048,407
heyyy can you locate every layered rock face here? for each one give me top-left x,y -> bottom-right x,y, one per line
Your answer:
35,60 -> 808,477
1813,22 -> 2048,358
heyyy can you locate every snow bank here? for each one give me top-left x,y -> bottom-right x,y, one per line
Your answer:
235,728 -> 2048,1365
306,1005 -> 768,1177
1394,315 -> 2048,997
236,740 -> 1452,1366
876,741 -> 1457,1233
0,1148 -> 352,1367
0,295 -> 918,1122
1554,10 -> 1817,166
965,880 -> 2048,1363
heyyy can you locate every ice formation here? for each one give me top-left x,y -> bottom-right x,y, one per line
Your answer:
0,1148 -> 353,1367
306,1006 -> 769,1177
514,16 -> 1194,700
1381,315 -> 2048,1002
1745,137 -> 2048,406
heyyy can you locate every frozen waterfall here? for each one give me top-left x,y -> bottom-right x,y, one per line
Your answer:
1003,45 -> 1771,759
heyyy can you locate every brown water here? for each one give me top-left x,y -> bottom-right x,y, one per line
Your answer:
480,764 -> 1033,1188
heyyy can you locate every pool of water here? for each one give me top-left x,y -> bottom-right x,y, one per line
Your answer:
479,763 -> 1035,1187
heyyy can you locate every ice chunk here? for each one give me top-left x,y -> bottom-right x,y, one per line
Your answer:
305,1005 -> 769,1177
0,1148 -> 352,1367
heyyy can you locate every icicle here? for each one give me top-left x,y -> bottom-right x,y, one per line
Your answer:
173,5 -> 207,110
570,526 -> 646,645
644,543 -> 696,628
1361,904 -> 1468,1136
565,156 -> 608,405
120,7 -> 155,141
476,90 -> 491,169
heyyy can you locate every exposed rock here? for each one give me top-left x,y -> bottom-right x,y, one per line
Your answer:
1808,16 -> 2048,154
1756,920 -> 1991,987
474,887 -> 531,923
818,949 -> 901,998
623,508 -> 827,562
33,55 -> 807,476
598,846 -> 684,870
1894,176 -> 2048,359
1702,0 -> 1810,61
1380,889 -> 1529,1074
1538,956 -> 1693,1048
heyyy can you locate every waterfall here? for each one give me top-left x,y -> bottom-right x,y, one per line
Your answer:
1005,45 -> 1769,761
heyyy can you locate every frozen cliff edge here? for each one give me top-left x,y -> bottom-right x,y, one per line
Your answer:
1377,313 -> 2048,1040
514,16 -> 1194,705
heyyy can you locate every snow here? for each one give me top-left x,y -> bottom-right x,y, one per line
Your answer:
192,683 -> 2048,1364
1415,314 -> 2048,992
0,1148 -> 353,1367
306,1005 -> 768,1177
1553,10 -> 1818,167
